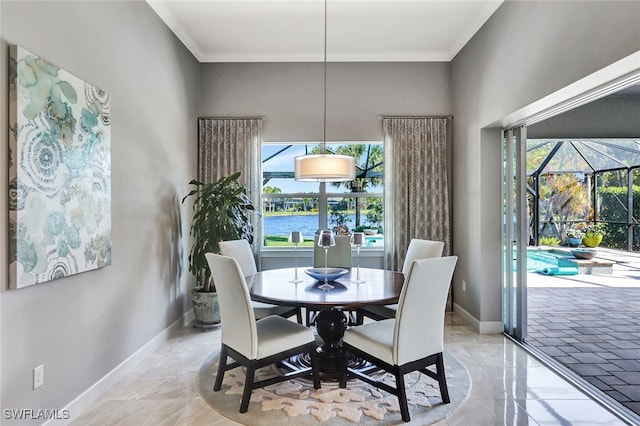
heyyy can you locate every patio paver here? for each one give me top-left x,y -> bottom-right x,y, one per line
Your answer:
526,247 -> 640,418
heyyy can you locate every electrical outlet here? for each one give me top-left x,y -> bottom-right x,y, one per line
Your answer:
462,280 -> 467,292
33,364 -> 44,389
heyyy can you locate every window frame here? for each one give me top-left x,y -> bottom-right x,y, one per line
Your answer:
261,141 -> 384,250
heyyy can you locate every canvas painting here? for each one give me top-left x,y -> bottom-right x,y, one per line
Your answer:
8,45 -> 112,289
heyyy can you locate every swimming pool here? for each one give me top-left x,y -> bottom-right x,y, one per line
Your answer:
525,249 -> 610,275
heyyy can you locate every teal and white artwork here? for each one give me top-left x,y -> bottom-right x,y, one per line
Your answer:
8,45 -> 111,289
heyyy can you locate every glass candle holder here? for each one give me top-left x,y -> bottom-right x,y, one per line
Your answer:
317,230 -> 336,290
288,231 -> 303,283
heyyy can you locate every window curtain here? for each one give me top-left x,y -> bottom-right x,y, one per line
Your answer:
383,117 -> 452,273
198,118 -> 263,265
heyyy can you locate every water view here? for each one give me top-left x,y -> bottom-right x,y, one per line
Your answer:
264,214 -> 347,238
263,214 -> 384,247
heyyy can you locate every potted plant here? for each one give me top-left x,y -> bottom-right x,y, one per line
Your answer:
566,229 -> 584,247
329,206 -> 352,236
182,172 -> 255,325
582,224 -> 605,248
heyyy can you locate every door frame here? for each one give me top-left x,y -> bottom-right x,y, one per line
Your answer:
502,126 -> 528,340
498,51 -> 640,338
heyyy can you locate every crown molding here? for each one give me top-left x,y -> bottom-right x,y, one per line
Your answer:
147,0 -> 503,64
147,0 -> 206,61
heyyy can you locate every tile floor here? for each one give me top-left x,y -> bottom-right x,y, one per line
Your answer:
527,248 -> 640,419
71,313 -> 630,425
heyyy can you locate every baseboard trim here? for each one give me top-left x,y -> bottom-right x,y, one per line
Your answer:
44,309 -> 194,425
453,303 -> 502,334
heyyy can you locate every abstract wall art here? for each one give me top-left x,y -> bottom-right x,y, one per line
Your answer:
8,45 -> 112,289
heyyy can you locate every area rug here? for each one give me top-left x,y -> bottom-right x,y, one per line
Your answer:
197,349 -> 471,425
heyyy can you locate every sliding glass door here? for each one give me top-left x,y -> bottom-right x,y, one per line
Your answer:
502,127 -> 528,340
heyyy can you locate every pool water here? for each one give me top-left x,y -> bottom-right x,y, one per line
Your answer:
364,235 -> 384,247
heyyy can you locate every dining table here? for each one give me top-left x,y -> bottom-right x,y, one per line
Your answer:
246,267 -> 404,378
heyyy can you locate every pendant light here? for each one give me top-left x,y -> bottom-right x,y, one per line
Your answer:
294,0 -> 355,182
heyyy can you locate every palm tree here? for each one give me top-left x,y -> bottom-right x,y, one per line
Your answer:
309,143 -> 383,227
539,174 -> 588,240
263,186 -> 281,212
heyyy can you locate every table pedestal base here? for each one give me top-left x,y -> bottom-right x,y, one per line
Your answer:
315,308 -> 347,376
284,307 -> 372,380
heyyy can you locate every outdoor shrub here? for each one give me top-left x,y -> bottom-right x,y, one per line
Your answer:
598,185 -> 640,248
539,236 -> 560,246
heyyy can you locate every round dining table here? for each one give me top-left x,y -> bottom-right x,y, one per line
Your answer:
246,267 -> 404,378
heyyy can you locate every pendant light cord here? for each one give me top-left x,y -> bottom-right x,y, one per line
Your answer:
322,0 -> 327,155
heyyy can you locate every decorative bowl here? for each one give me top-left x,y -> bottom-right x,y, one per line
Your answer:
363,229 -> 378,235
571,249 -> 597,260
304,268 -> 349,282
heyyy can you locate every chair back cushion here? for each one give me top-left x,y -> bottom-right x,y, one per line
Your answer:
401,239 -> 445,275
219,239 -> 258,277
205,253 -> 258,359
393,256 -> 457,365
313,235 -> 352,268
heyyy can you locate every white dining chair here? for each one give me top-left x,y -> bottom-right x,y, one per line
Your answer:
205,253 -> 320,413
340,256 -> 458,422
219,239 -> 303,324
357,238 -> 445,322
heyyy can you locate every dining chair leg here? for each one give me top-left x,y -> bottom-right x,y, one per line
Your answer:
310,345 -> 321,389
394,370 -> 410,422
240,365 -> 256,413
435,352 -> 450,403
296,308 -> 303,325
213,345 -> 228,392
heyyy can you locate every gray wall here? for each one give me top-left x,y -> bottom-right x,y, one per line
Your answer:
200,62 -> 450,272
529,95 -> 640,138
200,62 -> 451,141
0,1 -> 199,422
450,1 -> 640,322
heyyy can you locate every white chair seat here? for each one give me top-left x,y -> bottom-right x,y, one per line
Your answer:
360,304 -> 397,320
252,301 -> 279,310
342,319 -> 395,365
251,301 -> 297,319
256,316 -> 314,359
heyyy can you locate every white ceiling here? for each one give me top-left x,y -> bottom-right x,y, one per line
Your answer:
147,0 -> 503,63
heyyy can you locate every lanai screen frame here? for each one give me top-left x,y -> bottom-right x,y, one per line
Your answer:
527,139 -> 640,252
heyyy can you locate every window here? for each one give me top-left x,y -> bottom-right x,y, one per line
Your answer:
262,142 -> 383,248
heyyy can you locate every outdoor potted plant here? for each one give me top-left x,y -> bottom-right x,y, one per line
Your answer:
582,224 -> 605,248
329,206 -> 351,236
182,172 -> 255,326
566,229 -> 584,247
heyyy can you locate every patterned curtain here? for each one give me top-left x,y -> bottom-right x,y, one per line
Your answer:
383,117 -> 452,272
198,118 -> 263,264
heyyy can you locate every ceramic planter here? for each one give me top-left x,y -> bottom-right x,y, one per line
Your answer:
582,235 -> 603,248
191,288 -> 221,325
567,237 -> 583,247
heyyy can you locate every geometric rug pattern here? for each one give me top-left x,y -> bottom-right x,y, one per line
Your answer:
197,349 -> 471,425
